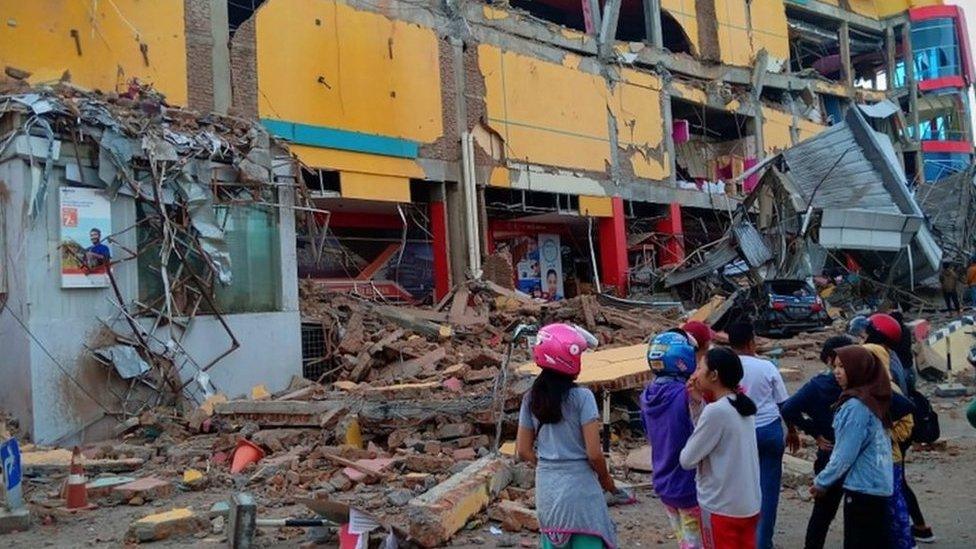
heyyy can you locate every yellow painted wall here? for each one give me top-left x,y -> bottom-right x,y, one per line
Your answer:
479,47 -> 668,179
762,107 -> 827,154
847,0 -> 880,18
255,0 -> 442,144
749,0 -> 790,65
340,172 -> 411,203
715,0 -> 753,67
763,108 -> 793,154
0,0 -> 187,105
795,118 -> 827,143
579,195 -> 614,217
615,69 -> 669,179
479,45 -> 612,173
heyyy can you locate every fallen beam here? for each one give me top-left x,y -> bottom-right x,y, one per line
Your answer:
405,456 -> 512,547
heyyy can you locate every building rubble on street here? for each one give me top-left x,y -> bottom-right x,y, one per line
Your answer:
1,0 -> 975,546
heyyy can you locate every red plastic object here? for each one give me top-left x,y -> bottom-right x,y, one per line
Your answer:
230,439 -> 266,473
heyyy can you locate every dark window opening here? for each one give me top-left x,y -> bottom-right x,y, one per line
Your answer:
615,6 -> 648,42
301,167 -> 340,196
509,0 -> 588,33
661,11 -> 694,56
228,0 -> 267,36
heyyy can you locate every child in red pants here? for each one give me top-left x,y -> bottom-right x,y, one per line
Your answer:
681,348 -> 761,549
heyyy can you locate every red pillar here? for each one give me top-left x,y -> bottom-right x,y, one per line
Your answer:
598,196 -> 629,295
429,200 -> 451,301
655,202 -> 685,267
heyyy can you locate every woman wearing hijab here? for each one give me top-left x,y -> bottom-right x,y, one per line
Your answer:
809,345 -> 894,549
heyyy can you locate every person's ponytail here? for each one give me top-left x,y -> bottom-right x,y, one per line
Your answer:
728,392 -> 757,417
706,347 -> 757,417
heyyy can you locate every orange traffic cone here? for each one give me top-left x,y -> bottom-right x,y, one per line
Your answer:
230,439 -> 265,473
65,446 -> 92,510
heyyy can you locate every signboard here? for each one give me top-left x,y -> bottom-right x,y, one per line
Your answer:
513,235 -> 542,298
60,187 -> 112,288
1,437 -> 23,510
513,234 -> 564,301
538,233 -> 564,301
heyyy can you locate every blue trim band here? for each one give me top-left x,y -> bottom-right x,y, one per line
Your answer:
260,119 -> 419,158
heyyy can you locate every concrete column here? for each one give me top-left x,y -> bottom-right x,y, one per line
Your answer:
839,21 -> 853,88
583,0 -> 602,35
661,87 -> 677,185
209,0 -> 232,114
885,25 -> 897,89
643,0 -> 663,48
655,203 -> 685,266
445,182 -> 468,290
903,23 -> 924,183
598,196 -> 628,295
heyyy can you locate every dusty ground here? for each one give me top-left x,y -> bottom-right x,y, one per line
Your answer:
5,358 -> 975,548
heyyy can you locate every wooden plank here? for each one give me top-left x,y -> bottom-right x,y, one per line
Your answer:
356,243 -> 401,281
581,295 -> 597,331
383,347 -> 447,381
448,288 -> 471,325
372,305 -> 453,340
338,311 -> 365,354
322,453 -> 391,480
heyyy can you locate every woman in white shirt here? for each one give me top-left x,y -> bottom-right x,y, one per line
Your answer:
681,347 -> 762,549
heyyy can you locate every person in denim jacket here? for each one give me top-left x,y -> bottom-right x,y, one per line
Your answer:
810,345 -> 893,549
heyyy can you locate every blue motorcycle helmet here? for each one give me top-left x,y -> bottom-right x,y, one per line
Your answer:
848,315 -> 869,338
646,330 -> 697,378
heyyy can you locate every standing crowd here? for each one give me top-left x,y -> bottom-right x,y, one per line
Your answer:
517,312 -> 945,549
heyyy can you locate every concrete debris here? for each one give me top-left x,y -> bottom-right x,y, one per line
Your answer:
406,456 -> 512,547
126,508 -> 208,543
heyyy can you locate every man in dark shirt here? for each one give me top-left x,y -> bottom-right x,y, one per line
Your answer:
781,335 -> 852,549
86,228 -> 111,270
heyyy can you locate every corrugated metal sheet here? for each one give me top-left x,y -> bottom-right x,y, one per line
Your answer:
916,166 -> 976,260
665,242 -> 739,287
733,221 -> 772,267
780,109 -> 917,216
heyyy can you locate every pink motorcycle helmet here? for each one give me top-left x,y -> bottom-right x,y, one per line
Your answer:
532,323 -> 596,379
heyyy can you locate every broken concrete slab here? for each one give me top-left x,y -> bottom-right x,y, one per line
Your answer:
113,476 -> 174,503
126,508 -> 208,543
20,448 -> 144,475
435,423 -> 475,440
625,445 -> 653,473
489,500 -> 539,532
935,383 -> 969,398
341,457 -> 396,483
781,454 -> 815,489
404,454 -> 454,474
0,507 -> 30,535
406,456 -> 512,547
85,476 -> 137,500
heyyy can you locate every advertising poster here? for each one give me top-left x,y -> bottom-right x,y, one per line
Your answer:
60,186 -> 112,288
538,233 -> 564,301
512,235 -> 542,297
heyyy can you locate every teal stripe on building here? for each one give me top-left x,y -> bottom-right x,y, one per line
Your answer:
261,119 -> 420,158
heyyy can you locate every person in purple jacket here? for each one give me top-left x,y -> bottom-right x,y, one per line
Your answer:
641,329 -> 701,549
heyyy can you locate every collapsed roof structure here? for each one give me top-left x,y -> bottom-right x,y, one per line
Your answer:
666,107 -> 943,290
916,165 -> 976,264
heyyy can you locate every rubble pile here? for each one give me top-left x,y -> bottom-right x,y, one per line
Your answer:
298,279 -> 680,388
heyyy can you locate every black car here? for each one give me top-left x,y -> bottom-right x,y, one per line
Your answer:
752,279 -> 831,336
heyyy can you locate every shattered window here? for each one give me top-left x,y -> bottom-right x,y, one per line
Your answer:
136,201 -> 281,315
912,18 -> 962,81
212,203 -> 280,313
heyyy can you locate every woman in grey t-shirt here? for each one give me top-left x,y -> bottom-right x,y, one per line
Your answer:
515,323 -> 617,548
